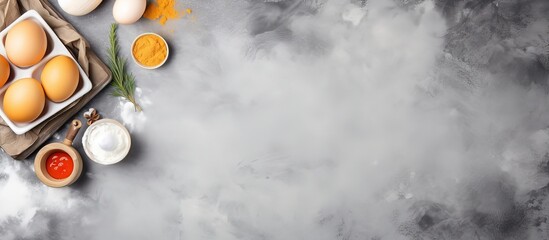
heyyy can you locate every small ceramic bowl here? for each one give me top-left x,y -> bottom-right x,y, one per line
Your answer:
131,33 -> 169,70
82,119 -> 131,165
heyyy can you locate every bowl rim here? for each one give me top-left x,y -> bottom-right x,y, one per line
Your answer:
131,32 -> 169,70
82,119 -> 132,165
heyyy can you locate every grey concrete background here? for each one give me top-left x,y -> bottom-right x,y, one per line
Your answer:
0,0 -> 549,239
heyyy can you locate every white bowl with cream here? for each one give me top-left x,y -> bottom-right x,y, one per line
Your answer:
82,119 -> 131,165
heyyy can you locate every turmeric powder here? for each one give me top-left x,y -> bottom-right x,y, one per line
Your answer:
144,0 -> 191,25
132,34 -> 168,68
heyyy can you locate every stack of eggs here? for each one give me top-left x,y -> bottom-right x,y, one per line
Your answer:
1,19 -> 80,124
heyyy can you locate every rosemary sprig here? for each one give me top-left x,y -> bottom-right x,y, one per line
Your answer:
107,23 -> 142,112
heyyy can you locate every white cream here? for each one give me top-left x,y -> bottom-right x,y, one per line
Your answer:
82,121 -> 130,165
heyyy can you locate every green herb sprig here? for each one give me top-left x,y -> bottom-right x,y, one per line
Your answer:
107,23 -> 142,112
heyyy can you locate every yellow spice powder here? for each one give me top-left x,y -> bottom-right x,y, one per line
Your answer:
132,34 -> 167,67
144,0 -> 191,25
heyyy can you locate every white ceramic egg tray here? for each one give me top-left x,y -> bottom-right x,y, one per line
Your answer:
0,10 -> 92,135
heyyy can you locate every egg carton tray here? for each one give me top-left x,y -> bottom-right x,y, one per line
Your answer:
0,10 -> 92,135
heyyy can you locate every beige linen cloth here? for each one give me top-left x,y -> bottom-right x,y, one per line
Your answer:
0,0 -> 112,160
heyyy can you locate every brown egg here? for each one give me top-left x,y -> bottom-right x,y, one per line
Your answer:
3,78 -> 45,123
41,55 -> 80,102
0,55 -> 10,88
5,19 -> 47,67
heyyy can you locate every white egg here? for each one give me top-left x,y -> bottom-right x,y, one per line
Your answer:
58,0 -> 103,16
113,0 -> 147,24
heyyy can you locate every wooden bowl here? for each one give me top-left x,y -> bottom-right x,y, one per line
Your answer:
34,120 -> 83,188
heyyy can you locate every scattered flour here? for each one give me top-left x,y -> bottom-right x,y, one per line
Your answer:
119,87 -> 149,132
